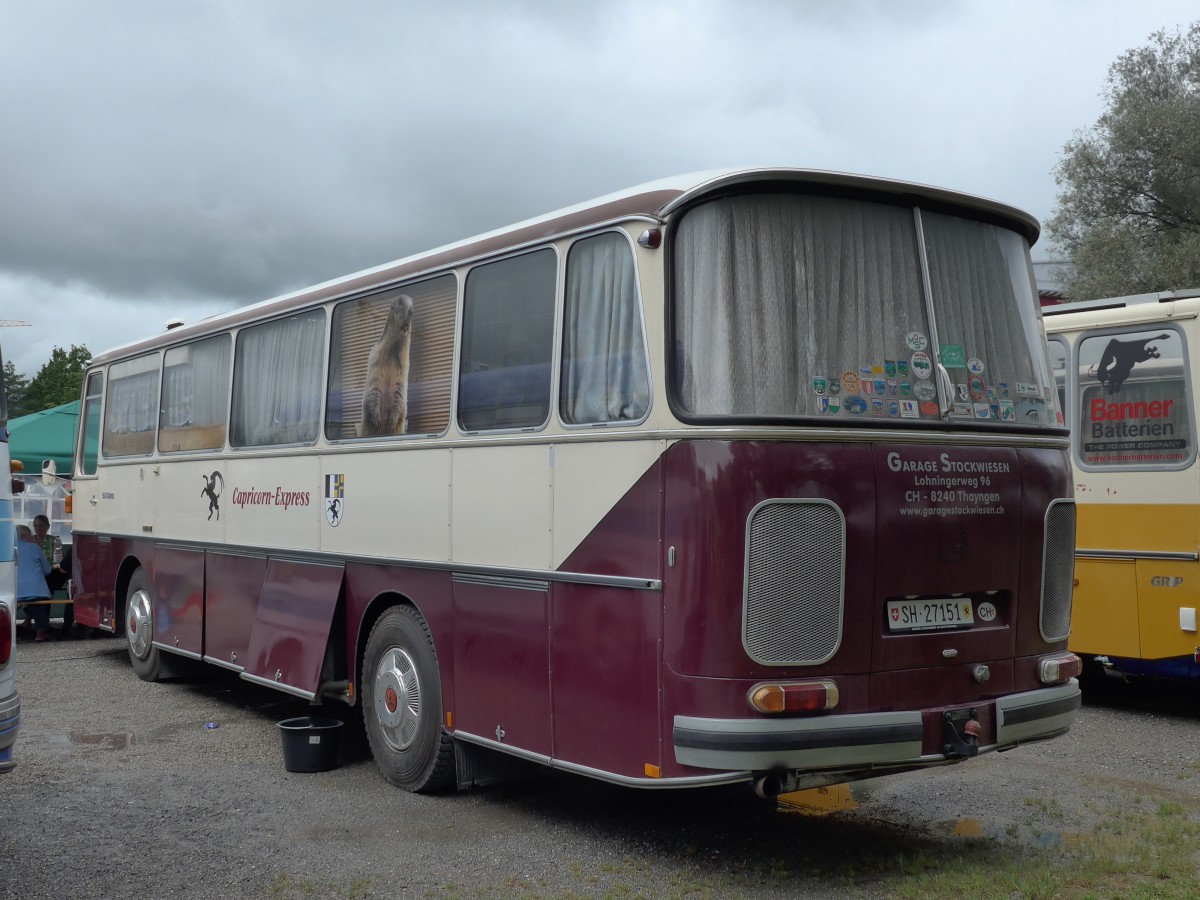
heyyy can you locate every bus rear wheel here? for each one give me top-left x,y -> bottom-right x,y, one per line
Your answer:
362,606 -> 455,793
125,568 -> 166,682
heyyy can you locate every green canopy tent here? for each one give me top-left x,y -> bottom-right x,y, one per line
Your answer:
7,400 -> 79,475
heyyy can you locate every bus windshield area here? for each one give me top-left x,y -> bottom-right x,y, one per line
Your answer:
671,192 -> 1059,429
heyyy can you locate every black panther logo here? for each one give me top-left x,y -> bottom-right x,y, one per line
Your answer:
1095,334 -> 1171,394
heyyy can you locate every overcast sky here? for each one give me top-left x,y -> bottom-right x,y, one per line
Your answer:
2,0 -> 1196,381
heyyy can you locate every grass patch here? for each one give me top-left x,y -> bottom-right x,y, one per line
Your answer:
883,800 -> 1200,899
270,874 -> 376,899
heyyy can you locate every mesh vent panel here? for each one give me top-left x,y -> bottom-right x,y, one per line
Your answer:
1041,500 -> 1076,642
744,501 -> 845,665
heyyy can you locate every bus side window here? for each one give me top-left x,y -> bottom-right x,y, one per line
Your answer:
1047,336 -> 1068,426
561,232 -> 649,424
231,309 -> 325,448
80,371 -> 104,475
326,274 -> 457,440
103,354 -> 160,457
159,334 -> 231,453
458,249 -> 556,432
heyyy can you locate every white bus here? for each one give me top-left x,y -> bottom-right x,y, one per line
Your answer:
1045,289 -> 1200,681
70,168 -> 1080,794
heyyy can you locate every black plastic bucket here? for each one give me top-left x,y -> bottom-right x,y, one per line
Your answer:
277,716 -> 343,773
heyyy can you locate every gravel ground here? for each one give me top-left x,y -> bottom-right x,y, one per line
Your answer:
4,634 -> 1199,899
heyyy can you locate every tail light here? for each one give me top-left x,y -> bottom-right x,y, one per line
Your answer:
748,680 -> 839,714
1038,652 -> 1082,684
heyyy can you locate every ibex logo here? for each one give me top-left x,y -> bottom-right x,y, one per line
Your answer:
1150,576 -> 1184,588
201,471 -> 224,521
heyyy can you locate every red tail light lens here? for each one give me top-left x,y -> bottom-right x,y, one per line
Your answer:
748,680 -> 839,714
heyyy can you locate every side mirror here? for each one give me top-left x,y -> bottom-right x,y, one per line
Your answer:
41,459 -> 57,486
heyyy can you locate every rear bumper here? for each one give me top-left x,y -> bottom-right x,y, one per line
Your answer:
673,680 -> 1080,773
0,689 -> 20,774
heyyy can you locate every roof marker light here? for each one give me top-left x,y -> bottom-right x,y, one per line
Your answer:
637,228 -> 661,249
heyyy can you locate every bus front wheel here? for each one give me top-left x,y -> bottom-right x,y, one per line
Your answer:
362,606 -> 455,793
125,568 -> 165,682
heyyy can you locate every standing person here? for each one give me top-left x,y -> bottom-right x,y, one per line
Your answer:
32,514 -> 73,635
16,524 -> 53,642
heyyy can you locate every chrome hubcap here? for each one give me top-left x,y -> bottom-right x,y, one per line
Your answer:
373,647 -> 421,752
127,589 -> 153,659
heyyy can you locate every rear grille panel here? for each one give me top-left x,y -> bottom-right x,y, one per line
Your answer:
1040,499 -> 1076,642
743,500 -> 846,666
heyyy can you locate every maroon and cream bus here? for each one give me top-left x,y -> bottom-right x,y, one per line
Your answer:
68,168 -> 1081,795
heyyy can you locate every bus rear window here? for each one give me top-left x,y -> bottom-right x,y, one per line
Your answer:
671,192 -> 1058,428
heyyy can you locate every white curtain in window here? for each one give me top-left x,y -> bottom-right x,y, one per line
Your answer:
107,371 -> 158,434
673,194 -> 925,416
232,311 -> 325,446
562,233 -> 650,423
922,212 -> 1051,408
162,337 -> 230,431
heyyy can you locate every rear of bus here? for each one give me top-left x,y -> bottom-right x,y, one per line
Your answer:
0,338 -> 18,773
660,177 -> 1080,793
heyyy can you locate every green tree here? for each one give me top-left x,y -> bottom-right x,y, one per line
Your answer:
3,359 -> 29,416
22,344 -> 91,413
1045,23 -> 1200,300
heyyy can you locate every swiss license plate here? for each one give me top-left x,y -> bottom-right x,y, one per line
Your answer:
887,598 -> 974,632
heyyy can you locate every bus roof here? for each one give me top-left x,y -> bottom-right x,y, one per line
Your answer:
91,166 -> 1041,367
1043,289 -> 1200,332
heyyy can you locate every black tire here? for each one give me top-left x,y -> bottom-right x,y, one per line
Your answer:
125,567 -> 166,682
362,606 -> 455,792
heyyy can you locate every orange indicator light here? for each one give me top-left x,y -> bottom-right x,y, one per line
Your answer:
644,764 -> 661,778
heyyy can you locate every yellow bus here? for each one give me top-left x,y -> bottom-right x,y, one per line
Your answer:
1044,289 -> 1200,680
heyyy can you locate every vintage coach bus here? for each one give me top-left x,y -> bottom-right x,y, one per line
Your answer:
69,168 -> 1081,794
1045,290 -> 1200,682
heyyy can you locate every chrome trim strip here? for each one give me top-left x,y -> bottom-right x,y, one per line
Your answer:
202,656 -> 245,673
1076,548 -> 1199,561
151,642 -> 203,661
239,671 -> 316,700
452,731 -> 750,788
452,573 -> 550,592
69,533 -> 662,591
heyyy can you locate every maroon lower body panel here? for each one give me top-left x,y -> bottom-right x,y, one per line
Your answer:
153,547 -> 204,656
244,558 -> 344,697
452,576 -> 552,759
204,551 -> 267,670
